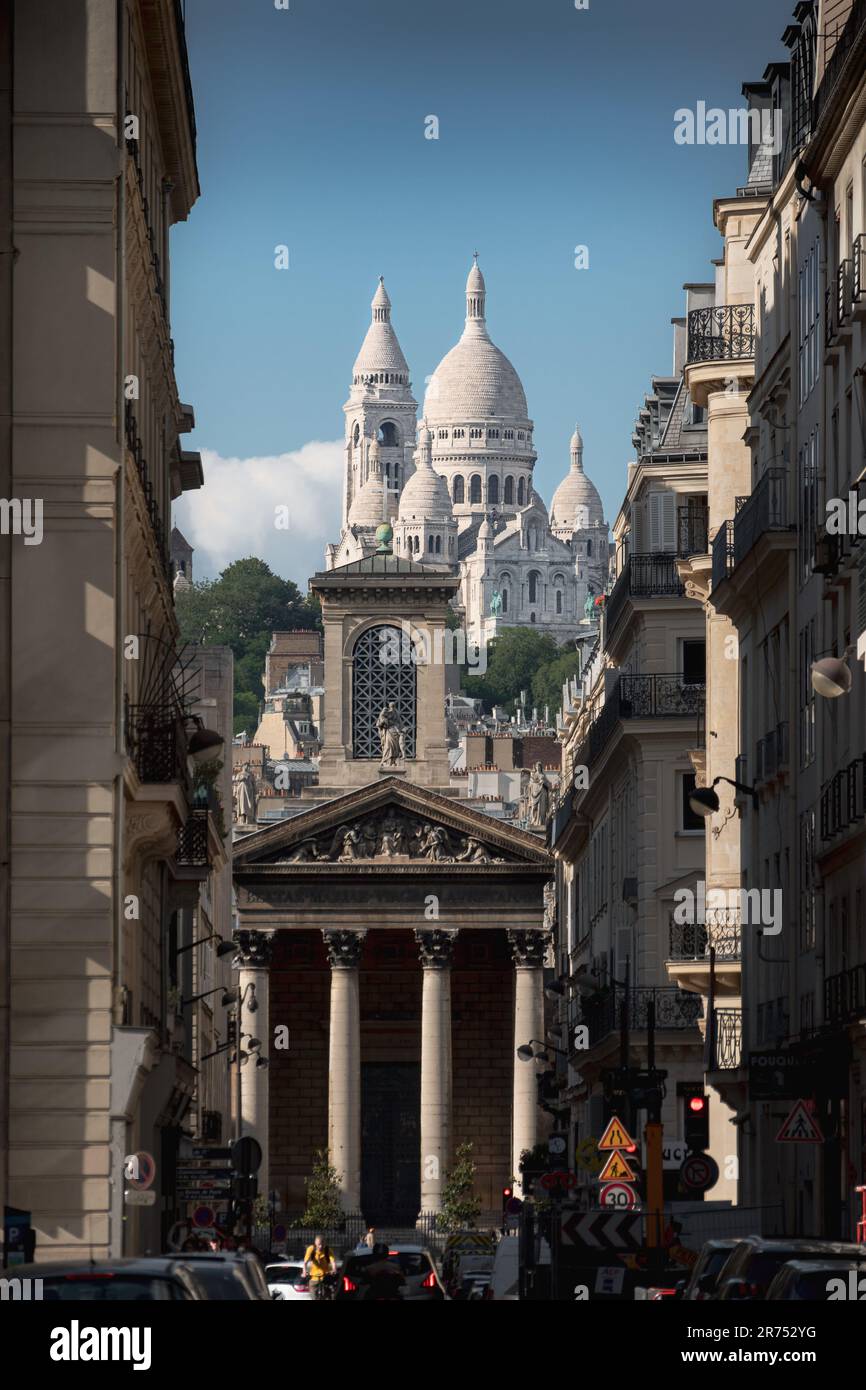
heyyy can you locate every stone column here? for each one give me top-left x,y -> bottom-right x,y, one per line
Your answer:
324,929 -> 366,1214
233,930 -> 274,1198
508,929 -> 547,1193
415,929 -> 458,1217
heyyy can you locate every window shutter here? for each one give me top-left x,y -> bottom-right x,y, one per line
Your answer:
661,492 -> 677,551
648,493 -> 660,550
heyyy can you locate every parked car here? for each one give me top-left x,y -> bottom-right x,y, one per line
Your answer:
765,1259 -> 866,1301
680,1240 -> 739,1300
265,1261 -> 312,1302
715,1238 -> 866,1301
336,1246 -> 445,1302
8,1257 -> 207,1301
175,1251 -> 271,1301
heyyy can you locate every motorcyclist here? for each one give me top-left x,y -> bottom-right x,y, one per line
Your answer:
361,1242 -> 405,1301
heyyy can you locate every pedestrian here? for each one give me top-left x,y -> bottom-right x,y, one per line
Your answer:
364,1226 -> 376,1249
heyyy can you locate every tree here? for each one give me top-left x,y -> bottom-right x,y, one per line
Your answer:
297,1149 -> 344,1229
175,558 -> 321,734
530,647 -> 584,718
463,627 -> 559,711
439,1141 -> 483,1232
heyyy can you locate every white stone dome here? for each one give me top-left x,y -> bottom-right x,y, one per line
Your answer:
550,425 -> 604,530
398,449 -> 453,523
423,258 -> 529,423
352,277 -> 409,380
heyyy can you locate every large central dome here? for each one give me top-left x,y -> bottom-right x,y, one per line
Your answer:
423,260 -> 529,423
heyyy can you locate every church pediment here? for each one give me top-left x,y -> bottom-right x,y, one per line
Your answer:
233,777 -> 551,871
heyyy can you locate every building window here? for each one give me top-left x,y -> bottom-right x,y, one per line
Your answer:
378,421 -> 399,447
435,535 -> 441,554
352,423 -> 360,446
504,476 -> 514,504
799,619 -> 816,768
502,588 -> 508,613
518,477 -> 525,505
682,640 -> 706,684
453,475 -> 464,503
352,624 -> 416,760
488,475 -> 499,504
448,536 -> 454,554
504,429 -> 514,440
528,571 -> 539,603
798,237 -> 821,405
488,428 -> 499,440
470,475 -> 482,504
470,427 -> 482,439
681,773 -> 705,832
556,590 -> 562,614
428,536 -> 434,553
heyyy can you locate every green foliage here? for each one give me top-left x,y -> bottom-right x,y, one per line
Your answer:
530,648 -> 584,717
463,627 -> 559,711
297,1149 -> 344,1229
175,557 -> 321,729
440,1141 -> 483,1232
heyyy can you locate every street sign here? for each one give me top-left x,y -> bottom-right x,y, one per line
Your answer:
125,1151 -> 156,1191
177,1160 -> 233,1174
575,1138 -> 603,1175
598,1150 -> 637,1183
598,1116 -> 636,1151
659,1139 -> 687,1170
595,1265 -> 626,1296
776,1100 -> 824,1143
600,1182 -> 638,1210
231,1136 -> 262,1175
540,1169 -> 577,1191
192,1206 -> 215,1228
548,1132 -> 568,1159
176,1166 -> 232,1181
124,1189 -> 156,1207
192,1147 -> 231,1160
561,1209 -> 642,1251
679,1152 -> 720,1193
748,1052 -> 811,1101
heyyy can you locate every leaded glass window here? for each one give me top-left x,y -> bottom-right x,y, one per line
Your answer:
352,625 -> 417,759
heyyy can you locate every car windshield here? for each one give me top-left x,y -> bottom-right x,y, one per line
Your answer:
266,1265 -> 303,1284
790,1270 -> 852,1300
189,1266 -> 251,1300
41,1276 -> 183,1301
345,1253 -> 426,1278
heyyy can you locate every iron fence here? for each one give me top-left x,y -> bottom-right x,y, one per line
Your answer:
583,985 -> 703,1047
825,964 -> 866,1026
687,304 -> 755,363
711,520 -> 735,590
733,468 -> 790,566
669,910 -> 741,962
709,1008 -> 742,1070
677,506 -> 709,557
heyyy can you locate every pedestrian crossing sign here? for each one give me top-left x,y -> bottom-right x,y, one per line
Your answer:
775,1099 -> 824,1144
598,1116 -> 636,1152
598,1150 -> 638,1183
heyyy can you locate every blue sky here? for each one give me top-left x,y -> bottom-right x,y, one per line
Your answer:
171,0 -> 792,585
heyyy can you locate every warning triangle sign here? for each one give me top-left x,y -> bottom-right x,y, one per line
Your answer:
598,1150 -> 638,1183
598,1116 -> 636,1151
775,1100 -> 824,1144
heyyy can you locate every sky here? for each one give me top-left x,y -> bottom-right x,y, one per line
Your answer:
171,0 -> 793,587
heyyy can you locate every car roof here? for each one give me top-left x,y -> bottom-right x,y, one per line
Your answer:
776,1259 -> 866,1272
6,1257 -> 199,1277
733,1236 -> 863,1253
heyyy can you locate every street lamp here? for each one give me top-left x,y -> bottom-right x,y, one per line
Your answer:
176,933 -> 236,958
688,775 -> 758,816
185,715 -> 225,763
516,1039 -> 566,1063
810,649 -> 855,698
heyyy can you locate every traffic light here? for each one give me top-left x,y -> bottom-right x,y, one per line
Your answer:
684,1091 -> 709,1152
501,1185 -> 513,1220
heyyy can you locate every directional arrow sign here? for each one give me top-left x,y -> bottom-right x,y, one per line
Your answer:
598,1150 -> 638,1183
561,1210 -> 643,1251
598,1116 -> 636,1151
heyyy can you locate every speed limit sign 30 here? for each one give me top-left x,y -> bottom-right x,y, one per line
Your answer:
600,1181 -> 638,1209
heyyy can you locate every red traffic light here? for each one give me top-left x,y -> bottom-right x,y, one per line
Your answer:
688,1096 -> 707,1113
502,1186 -> 513,1198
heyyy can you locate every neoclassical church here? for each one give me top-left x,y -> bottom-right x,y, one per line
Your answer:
325,260 -> 609,645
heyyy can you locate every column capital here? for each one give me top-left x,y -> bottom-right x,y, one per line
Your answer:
507,928 -> 547,969
232,929 -> 274,968
323,928 -> 367,969
415,928 -> 458,969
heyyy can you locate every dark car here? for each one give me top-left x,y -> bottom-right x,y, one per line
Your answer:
336,1246 -> 446,1302
715,1237 -> 866,1301
173,1251 -> 271,1301
6,1257 -> 206,1301
765,1259 -> 866,1301
680,1240 -> 739,1300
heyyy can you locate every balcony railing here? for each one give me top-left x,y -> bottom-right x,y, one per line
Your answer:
709,1008 -> 742,1070
820,754 -> 866,843
127,705 -> 190,789
176,807 -> 210,867
756,723 -> 789,781
825,963 -> 866,1027
854,234 -> 866,304
687,304 -> 756,364
576,674 -> 705,770
582,985 -> 703,1048
837,258 -> 853,329
669,909 -> 742,962
733,468 -> 790,567
125,403 -> 170,578
605,553 -> 687,634
677,506 -> 709,557
711,520 -> 735,589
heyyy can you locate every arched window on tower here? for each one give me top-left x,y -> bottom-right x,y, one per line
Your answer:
504,476 -> 514,505
353,423 -> 360,447
378,421 -> 399,448
528,571 -> 540,604
518,477 -> 525,506
470,475 -> 482,504
556,590 -> 563,614
428,536 -> 434,553
352,624 -> 416,760
501,588 -> 509,613
488,476 -> 499,504
448,536 -> 454,554
453,475 -> 464,504
413,535 -> 420,554
435,535 -> 442,554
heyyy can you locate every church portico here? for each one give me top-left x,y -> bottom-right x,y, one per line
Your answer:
233,780 -> 553,1221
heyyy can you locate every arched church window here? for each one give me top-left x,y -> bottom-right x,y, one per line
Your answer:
556,591 -> 563,615
352,624 -> 416,760
518,477 -> 525,506
453,475 -> 464,504
488,476 -> 499,504
378,421 -> 399,448
470,475 -> 482,504
587,540 -> 592,556
413,535 -> 420,554
470,427 -> 482,440
353,423 -> 360,447
504,476 -> 514,505
428,536 -> 434,553
502,588 -> 509,614
435,535 -> 442,554
528,571 -> 540,604
448,536 -> 454,554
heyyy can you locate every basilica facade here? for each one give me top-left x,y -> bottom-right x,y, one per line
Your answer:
325,261 -> 609,645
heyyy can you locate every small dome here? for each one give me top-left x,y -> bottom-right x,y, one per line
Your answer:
478,514 -> 493,540
570,424 -> 582,450
466,261 -> 486,295
550,428 -> 604,531
352,278 -> 409,379
398,451 -> 453,524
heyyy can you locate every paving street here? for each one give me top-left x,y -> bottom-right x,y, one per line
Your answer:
1,0 -> 866,1367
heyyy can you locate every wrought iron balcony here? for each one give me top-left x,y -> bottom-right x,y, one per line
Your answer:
605,553 -> 686,634
575,674 -> 705,770
687,304 -> 756,364
837,258 -> 853,330
732,469 -> 790,567
854,233 -> 866,306
708,1008 -> 742,1070
668,909 -> 741,962
175,807 -> 210,868
126,704 -> 190,788
825,963 -> 866,1027
819,754 -> 866,843
125,403 -> 170,579
677,506 -> 709,557
711,520 -> 735,589
582,985 -> 703,1048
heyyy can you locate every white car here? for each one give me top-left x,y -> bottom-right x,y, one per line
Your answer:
265,1261 -> 312,1301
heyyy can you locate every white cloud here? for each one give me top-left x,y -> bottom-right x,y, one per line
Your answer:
173,438 -> 343,587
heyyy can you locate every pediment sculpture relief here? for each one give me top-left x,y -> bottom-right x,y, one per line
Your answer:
269,808 -> 510,865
